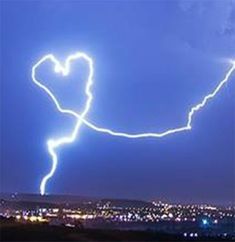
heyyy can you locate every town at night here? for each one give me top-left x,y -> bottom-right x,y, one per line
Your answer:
1,193 -> 234,240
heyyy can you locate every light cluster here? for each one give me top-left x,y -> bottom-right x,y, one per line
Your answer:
1,199 -> 234,237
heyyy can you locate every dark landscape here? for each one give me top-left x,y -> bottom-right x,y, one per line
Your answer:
0,193 -> 234,241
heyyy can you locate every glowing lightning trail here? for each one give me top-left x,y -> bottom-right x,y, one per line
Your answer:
32,53 -> 235,195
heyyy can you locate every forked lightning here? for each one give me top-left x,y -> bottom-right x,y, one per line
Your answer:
32,53 -> 235,195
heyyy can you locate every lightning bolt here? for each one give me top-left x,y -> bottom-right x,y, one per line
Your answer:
32,53 -> 235,195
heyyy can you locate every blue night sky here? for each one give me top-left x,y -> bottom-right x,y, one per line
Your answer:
1,0 -> 235,205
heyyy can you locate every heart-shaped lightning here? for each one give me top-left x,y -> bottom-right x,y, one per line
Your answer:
32,53 -> 235,195
32,52 -> 94,195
